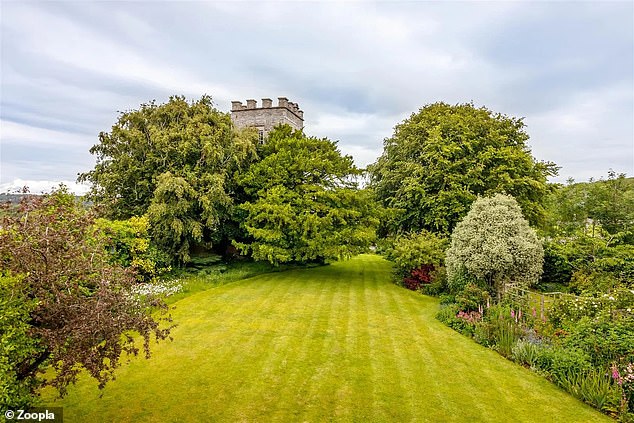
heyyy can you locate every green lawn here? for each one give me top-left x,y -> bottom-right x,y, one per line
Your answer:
42,255 -> 608,422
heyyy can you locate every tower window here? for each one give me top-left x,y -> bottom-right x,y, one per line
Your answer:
258,129 -> 264,144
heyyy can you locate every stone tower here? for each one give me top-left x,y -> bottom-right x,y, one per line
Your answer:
230,97 -> 304,142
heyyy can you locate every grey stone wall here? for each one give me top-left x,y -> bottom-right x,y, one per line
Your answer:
230,97 -> 304,137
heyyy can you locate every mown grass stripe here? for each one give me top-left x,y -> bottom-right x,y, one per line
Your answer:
43,255 -> 609,422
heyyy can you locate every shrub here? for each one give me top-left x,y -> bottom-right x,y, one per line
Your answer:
0,272 -> 40,409
94,216 -> 171,281
403,264 -> 435,291
616,362 -> 634,413
455,283 -> 490,312
533,345 -> 592,383
512,340 -> 542,368
562,314 -> 634,366
435,304 -> 474,335
420,266 -> 448,296
0,190 -> 173,405
387,230 -> 449,290
446,267 -> 482,295
446,194 -> 544,300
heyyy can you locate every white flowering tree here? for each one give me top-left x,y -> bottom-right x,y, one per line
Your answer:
446,194 -> 543,299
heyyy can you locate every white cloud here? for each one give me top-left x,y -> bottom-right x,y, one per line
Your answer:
0,179 -> 90,195
1,120 -> 91,147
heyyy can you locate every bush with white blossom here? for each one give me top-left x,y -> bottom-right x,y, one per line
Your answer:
131,278 -> 183,298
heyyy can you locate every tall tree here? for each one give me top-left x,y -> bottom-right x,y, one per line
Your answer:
235,126 -> 378,264
369,102 -> 557,235
78,95 -> 257,261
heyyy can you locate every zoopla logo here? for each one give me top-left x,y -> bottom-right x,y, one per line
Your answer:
4,409 -> 57,421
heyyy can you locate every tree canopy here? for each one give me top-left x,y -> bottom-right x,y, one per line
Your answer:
445,194 -> 544,297
545,171 -> 634,240
369,102 -> 557,235
78,95 -> 258,262
235,126 -> 378,264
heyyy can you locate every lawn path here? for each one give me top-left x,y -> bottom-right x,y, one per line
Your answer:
44,255 -> 608,422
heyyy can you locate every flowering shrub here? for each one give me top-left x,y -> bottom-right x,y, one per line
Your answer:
131,279 -> 183,298
548,288 -> 634,327
562,313 -> 634,366
614,362 -> 634,412
456,310 -> 482,324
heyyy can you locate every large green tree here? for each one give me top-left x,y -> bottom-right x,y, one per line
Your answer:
369,102 -> 557,235
235,126 -> 378,264
78,95 -> 257,261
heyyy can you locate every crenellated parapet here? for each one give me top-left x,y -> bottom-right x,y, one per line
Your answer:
230,97 -> 304,141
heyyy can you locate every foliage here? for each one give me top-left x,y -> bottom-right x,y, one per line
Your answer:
0,189 -> 172,406
455,283 -> 490,312
401,265 -> 435,291
540,239 -> 574,288
614,362 -> 634,414
0,272 -> 40,409
562,313 -> 634,366
369,102 -> 557,236
146,172 -> 205,263
445,266 -> 482,295
436,304 -> 471,336
539,230 -> 634,294
512,339 -> 542,368
547,288 -> 634,328
419,266 -> 448,296
533,345 -> 593,383
480,305 -> 523,357
383,230 -> 448,291
545,172 -> 634,240
94,216 -> 169,281
556,368 -> 620,412
446,194 -> 544,298
78,95 -> 258,261
386,230 -> 448,276
235,126 -> 378,264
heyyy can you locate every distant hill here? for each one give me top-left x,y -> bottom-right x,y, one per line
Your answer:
0,193 -> 36,204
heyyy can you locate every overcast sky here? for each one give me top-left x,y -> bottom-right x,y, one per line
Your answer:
1,1 -> 633,194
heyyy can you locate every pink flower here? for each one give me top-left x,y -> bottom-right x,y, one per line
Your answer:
510,309 -> 515,319
531,307 -> 537,318
611,364 -> 623,385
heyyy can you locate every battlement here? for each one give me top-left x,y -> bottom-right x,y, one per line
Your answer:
231,97 -> 304,142
231,97 -> 304,120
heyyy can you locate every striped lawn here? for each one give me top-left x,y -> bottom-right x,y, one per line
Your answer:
43,254 -> 607,422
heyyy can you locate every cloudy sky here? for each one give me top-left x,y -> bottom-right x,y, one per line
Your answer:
1,1 -> 632,194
